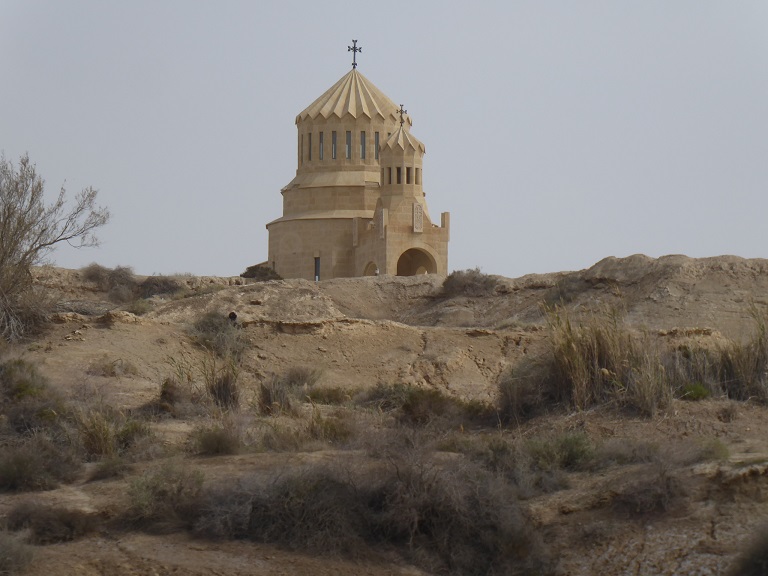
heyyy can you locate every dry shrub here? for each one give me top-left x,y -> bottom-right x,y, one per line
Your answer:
240,264 -> 282,281
356,383 -> 492,430
126,459 -> 204,531
256,369 -> 317,416
193,456 -> 551,575
497,359 -> 552,422
611,459 -> 687,516
442,267 -> 497,298
7,501 -> 98,544
0,530 -> 33,574
306,406 -> 354,445
88,456 -> 132,481
138,275 -> 184,298
192,415 -> 246,455
189,311 -> 245,358
0,358 -> 49,401
205,365 -> 240,410
526,432 -> 594,472
81,264 -> 137,303
0,433 -> 82,492
75,408 -> 151,460
124,298 -> 152,316
282,366 -> 322,389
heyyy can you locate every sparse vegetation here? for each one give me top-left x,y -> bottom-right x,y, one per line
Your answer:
442,267 -> 497,298
7,501 -> 98,544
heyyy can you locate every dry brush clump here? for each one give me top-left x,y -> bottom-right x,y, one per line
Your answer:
189,310 -> 245,359
441,267 -> 497,298
192,454 -> 553,575
125,459 -> 204,532
7,500 -> 99,544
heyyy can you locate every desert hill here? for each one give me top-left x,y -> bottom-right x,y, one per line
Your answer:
2,254 -> 768,575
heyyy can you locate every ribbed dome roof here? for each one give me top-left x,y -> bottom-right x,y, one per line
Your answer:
296,69 -> 408,124
381,124 -> 425,154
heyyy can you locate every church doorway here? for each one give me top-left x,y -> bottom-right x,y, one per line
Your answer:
396,248 -> 436,276
363,262 -> 379,276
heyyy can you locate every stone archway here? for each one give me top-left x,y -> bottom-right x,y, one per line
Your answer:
396,248 -> 436,276
363,261 -> 379,276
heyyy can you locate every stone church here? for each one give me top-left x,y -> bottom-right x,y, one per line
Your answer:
265,46 -> 450,281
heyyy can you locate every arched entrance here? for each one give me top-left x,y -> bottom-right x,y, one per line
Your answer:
396,248 -> 436,276
363,261 -> 379,276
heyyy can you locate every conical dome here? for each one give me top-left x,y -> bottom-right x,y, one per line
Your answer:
296,69 -> 409,124
382,124 -> 425,155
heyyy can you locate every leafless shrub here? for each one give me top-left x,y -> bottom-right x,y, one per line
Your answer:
305,406 -> 355,445
497,359 -> 552,422
189,311 -> 245,358
442,267 -> 497,298
0,433 -> 82,492
88,456 -> 133,481
0,154 -> 109,341
138,275 -> 185,298
7,501 -> 98,544
125,459 -> 204,531
240,264 -> 282,281
611,459 -> 687,517
192,415 -> 247,455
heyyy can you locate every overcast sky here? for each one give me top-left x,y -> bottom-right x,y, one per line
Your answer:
2,1 -> 767,278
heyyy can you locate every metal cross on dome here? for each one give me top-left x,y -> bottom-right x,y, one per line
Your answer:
398,104 -> 407,126
348,40 -> 362,69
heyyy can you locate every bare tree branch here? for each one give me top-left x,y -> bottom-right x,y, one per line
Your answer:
0,153 -> 110,340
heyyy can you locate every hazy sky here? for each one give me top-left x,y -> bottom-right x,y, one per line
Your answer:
2,1 -> 767,278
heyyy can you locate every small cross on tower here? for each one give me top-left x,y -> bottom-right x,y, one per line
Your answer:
398,104 -> 408,126
348,39 -> 362,69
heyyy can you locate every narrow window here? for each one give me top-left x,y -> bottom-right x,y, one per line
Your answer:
415,168 -> 421,185
308,133 -> 312,161
387,167 -> 392,184
332,131 -> 337,159
314,257 -> 320,282
406,167 -> 411,184
345,131 -> 351,159
360,131 -> 366,159
396,167 -> 402,184
375,132 -> 379,160
319,132 -> 324,160
300,134 -> 304,165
